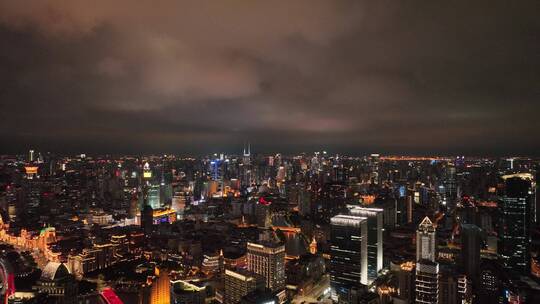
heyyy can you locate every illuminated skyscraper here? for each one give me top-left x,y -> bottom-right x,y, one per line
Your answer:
224,269 -> 263,304
417,217 -> 436,262
348,206 -> 383,283
147,184 -> 161,209
499,174 -> 533,274
241,143 -> 252,187
29,149 -> 35,162
415,217 -> 439,304
210,159 -> 223,181
369,153 -> 380,184
243,143 -> 251,166
443,164 -> 458,209
246,238 -> 285,292
535,168 -> 539,225
330,214 -> 368,302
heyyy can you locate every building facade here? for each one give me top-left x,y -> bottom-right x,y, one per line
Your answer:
499,175 -> 532,274
348,206 -> 384,283
224,269 -> 263,304
415,217 -> 439,304
330,214 -> 368,302
246,242 -> 285,292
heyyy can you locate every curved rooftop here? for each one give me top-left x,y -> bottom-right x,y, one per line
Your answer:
41,262 -> 70,281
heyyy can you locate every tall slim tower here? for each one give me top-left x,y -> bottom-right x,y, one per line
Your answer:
141,187 -> 153,237
534,169 -> 540,225
241,142 -> 252,187
535,168 -> 539,226
499,174 -> 533,274
417,217 -> 436,262
348,206 -> 384,283
461,224 -> 482,280
330,214 -> 368,302
29,149 -> 35,162
369,153 -> 380,184
242,142 -> 251,165
415,217 -> 439,304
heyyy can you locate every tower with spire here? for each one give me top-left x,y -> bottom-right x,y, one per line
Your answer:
415,216 -> 439,304
241,142 -> 252,187
243,142 -> 251,165
417,216 -> 436,262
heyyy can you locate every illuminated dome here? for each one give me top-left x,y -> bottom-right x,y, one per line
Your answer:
41,262 -> 70,281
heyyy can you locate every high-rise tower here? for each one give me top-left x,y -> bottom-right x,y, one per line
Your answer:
499,174 -> 533,274
417,217 -> 436,262
246,234 -> 285,292
415,217 -> 439,304
461,224 -> 482,280
141,187 -> 153,237
330,214 -> 368,302
241,142 -> 252,187
348,206 -> 384,283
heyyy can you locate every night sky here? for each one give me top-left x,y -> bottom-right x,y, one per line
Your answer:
1,1 -> 539,155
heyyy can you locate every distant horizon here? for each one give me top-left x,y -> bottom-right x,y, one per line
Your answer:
2,148 -> 539,159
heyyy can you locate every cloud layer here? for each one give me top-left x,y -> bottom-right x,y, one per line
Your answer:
0,1 -> 539,155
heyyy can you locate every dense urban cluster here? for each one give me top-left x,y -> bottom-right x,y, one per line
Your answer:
0,148 -> 538,304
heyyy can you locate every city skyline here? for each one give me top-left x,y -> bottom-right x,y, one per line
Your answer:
1,1 -> 540,155
2,2 -> 540,304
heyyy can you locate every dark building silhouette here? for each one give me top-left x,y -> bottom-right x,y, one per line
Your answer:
141,187 -> 154,237
461,224 -> 482,280
499,176 -> 532,274
477,260 -> 505,304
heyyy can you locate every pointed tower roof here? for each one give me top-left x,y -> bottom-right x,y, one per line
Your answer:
418,216 -> 435,232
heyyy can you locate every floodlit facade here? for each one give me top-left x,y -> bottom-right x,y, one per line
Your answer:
246,242 -> 285,292
224,269 -> 263,304
329,214 -> 368,302
348,206 -> 384,283
415,217 -> 439,304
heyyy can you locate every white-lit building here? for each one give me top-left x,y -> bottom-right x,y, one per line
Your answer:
247,241 -> 285,292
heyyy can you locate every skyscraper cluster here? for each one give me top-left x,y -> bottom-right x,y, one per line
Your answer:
0,151 -> 538,303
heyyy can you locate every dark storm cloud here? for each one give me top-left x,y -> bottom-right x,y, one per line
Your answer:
0,1 -> 539,155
